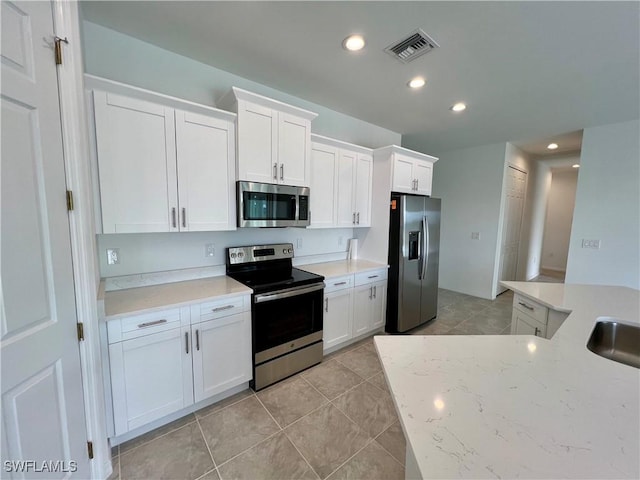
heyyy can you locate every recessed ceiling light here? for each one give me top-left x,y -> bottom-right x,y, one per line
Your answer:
450,102 -> 466,112
343,35 -> 365,51
572,164 -> 580,168
547,143 -> 559,150
408,77 -> 426,89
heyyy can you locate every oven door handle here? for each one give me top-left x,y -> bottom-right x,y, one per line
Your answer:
254,283 -> 324,304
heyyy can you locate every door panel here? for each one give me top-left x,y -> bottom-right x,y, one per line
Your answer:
421,198 -> 441,323
414,161 -> 433,196
336,150 -> 356,226
498,167 -> 527,293
323,289 -> 353,350
176,111 -> 235,231
278,113 -> 308,186
354,153 -> 372,227
309,143 -> 337,227
1,1 -> 89,476
237,102 -> 276,183
392,155 -> 414,192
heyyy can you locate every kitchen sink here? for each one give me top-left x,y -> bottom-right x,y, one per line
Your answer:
587,320 -> 640,369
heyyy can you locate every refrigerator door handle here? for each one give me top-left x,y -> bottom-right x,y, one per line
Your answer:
418,222 -> 424,280
422,215 -> 429,280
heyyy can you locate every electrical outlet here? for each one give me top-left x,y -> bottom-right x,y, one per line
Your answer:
582,239 -> 601,249
296,238 -> 303,249
205,243 -> 215,257
471,232 -> 480,240
106,248 -> 120,265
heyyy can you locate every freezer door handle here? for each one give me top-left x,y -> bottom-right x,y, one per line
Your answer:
421,215 -> 429,281
418,223 -> 424,280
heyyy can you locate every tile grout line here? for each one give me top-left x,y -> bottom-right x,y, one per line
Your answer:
323,437 -> 378,480
196,391 -> 257,421
372,427 -> 406,469
118,417 -> 197,458
194,416 -> 218,477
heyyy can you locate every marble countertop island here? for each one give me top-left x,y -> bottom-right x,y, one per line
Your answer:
375,283 -> 639,479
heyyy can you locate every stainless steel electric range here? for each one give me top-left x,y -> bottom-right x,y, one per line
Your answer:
226,243 -> 325,391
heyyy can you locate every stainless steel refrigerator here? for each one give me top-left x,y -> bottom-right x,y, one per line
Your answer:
386,194 -> 441,333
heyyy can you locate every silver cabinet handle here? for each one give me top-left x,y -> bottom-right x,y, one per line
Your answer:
367,275 -> 379,279
416,179 -> 419,190
352,212 -> 356,224
185,332 -> 189,354
196,329 -> 200,351
212,305 -> 234,312
373,285 -> 377,298
325,298 -> 328,312
280,164 -> 284,181
534,327 -> 540,336
334,281 -> 347,286
137,319 -> 167,329
273,163 -> 278,180
518,301 -> 534,311
356,212 -> 360,224
369,286 -> 373,299
171,207 -> 177,228
181,208 -> 186,228
413,179 -> 416,190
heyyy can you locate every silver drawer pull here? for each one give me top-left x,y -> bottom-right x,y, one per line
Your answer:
367,275 -> 379,279
518,301 -> 534,311
334,281 -> 347,286
137,319 -> 167,329
212,305 -> 234,312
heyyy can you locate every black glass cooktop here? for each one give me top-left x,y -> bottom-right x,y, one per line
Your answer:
227,267 -> 324,294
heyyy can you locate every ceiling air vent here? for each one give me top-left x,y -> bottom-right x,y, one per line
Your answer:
385,29 -> 439,63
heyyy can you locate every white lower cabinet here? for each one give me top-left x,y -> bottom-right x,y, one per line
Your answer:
107,295 -> 251,436
324,288 -> 354,351
322,269 -> 388,353
191,312 -> 252,402
509,293 -> 567,339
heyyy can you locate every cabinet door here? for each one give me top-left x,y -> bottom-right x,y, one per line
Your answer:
352,284 -> 373,337
370,281 -> 387,330
93,91 -> 178,233
176,111 -> 236,231
354,153 -> 373,227
192,312 -> 252,403
323,289 -> 353,351
391,154 -> 415,194
278,112 -> 310,186
309,143 -> 338,228
513,311 -> 546,337
237,101 -> 277,184
336,150 -> 356,227
414,161 -> 433,196
109,326 -> 193,435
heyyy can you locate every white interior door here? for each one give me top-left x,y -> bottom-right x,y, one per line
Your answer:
1,1 -> 89,477
498,166 -> 527,293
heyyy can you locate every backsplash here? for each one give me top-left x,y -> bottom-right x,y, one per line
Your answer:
97,227 -> 354,279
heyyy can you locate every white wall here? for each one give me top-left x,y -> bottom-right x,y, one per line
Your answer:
540,169 -> 578,272
81,21 -> 400,148
428,142 -> 507,299
81,21 -> 402,278
566,119 -> 640,288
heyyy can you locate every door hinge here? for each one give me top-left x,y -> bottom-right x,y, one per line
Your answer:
54,36 -> 69,65
66,190 -> 74,211
77,323 -> 84,341
87,441 -> 94,459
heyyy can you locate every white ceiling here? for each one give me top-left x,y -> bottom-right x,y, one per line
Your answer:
80,1 -> 639,153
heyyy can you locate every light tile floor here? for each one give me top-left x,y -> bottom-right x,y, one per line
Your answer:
109,288 -> 515,480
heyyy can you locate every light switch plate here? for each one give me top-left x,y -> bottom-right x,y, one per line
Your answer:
582,239 -> 601,249
205,243 -> 215,257
106,248 -> 120,265
471,232 -> 480,240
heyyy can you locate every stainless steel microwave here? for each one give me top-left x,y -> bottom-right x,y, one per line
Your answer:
237,181 -> 310,228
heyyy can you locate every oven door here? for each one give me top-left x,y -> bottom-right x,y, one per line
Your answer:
252,283 -> 323,364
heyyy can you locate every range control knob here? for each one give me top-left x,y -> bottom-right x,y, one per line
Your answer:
230,253 -> 237,258
237,252 -> 244,258
282,248 -> 287,254
287,248 -> 293,254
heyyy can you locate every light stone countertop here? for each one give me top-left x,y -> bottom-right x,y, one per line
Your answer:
297,259 -> 388,278
101,276 -> 252,319
375,282 -> 640,479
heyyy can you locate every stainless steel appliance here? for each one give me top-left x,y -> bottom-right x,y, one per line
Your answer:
226,243 -> 324,390
386,194 -> 441,333
237,181 -> 310,228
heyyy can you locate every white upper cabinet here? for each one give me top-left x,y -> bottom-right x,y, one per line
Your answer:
89,76 -> 237,234
219,87 -> 317,187
376,146 -> 437,196
309,135 -> 373,228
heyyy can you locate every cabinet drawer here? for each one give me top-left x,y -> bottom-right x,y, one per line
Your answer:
513,293 -> 548,324
354,269 -> 388,287
107,308 -> 183,344
324,274 -> 354,293
195,295 -> 247,323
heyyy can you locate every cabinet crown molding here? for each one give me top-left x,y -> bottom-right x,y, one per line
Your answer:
311,134 -> 373,155
374,144 -> 438,163
84,74 -> 237,122
219,86 -> 318,121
